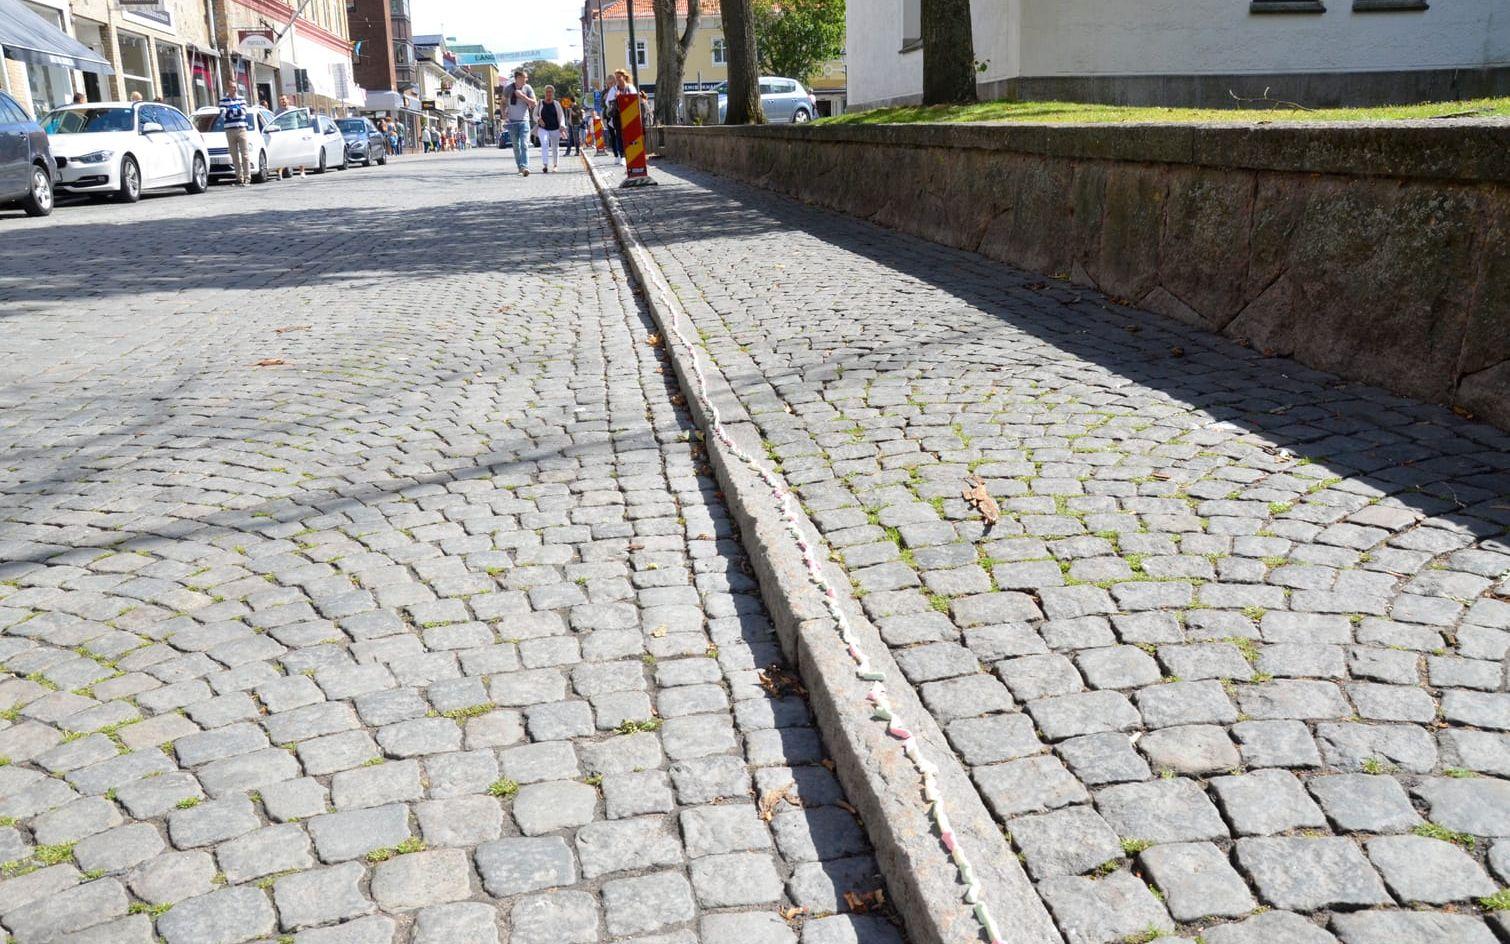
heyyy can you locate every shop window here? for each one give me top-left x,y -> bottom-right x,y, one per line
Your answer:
156,41 -> 186,111
118,31 -> 155,102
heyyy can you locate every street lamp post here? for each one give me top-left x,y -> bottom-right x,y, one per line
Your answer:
625,0 -> 639,89
596,0 -> 608,93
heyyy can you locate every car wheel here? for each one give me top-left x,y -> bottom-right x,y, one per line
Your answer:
377,151 -> 387,166
185,154 -> 208,194
254,151 -> 269,183
21,163 -> 53,217
793,108 -> 811,123
117,156 -> 142,203
315,149 -> 327,174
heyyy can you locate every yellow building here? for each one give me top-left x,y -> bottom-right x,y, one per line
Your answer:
582,0 -> 845,115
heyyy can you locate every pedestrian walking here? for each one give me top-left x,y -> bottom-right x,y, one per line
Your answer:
605,69 -> 636,166
218,79 -> 254,187
565,97 -> 585,156
536,86 -> 565,173
500,68 -> 537,177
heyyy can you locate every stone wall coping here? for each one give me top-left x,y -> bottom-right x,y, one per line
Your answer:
665,119 -> 1510,183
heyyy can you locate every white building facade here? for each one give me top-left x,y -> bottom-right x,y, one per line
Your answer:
849,0 -> 1510,109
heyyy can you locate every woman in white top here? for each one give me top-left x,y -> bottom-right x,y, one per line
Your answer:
535,86 -> 568,173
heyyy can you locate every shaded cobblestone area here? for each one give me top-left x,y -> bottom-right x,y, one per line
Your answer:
0,155 -> 900,943
614,158 -> 1510,944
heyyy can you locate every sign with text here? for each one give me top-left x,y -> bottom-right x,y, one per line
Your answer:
494,47 -> 557,64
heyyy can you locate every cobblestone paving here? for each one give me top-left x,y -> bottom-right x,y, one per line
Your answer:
0,154 -> 903,943
611,157 -> 1510,944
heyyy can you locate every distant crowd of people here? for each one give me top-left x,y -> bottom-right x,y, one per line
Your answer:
497,66 -> 647,177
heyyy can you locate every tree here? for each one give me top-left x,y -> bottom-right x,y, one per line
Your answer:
652,0 -> 702,125
922,0 -> 976,104
519,59 -> 583,101
721,0 -> 765,123
752,0 -> 844,85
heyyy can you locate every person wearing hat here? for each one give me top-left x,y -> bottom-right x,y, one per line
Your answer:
500,67 -> 537,177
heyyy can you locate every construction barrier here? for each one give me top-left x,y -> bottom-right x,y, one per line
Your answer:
618,91 -> 654,188
593,115 -> 606,155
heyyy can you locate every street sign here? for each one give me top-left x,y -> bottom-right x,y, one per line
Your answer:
238,30 -> 275,55
617,91 -> 654,188
494,47 -> 557,64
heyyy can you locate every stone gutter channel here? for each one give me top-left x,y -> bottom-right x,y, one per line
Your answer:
582,155 -> 1065,944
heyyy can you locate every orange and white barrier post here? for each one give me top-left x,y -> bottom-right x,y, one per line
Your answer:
617,91 -> 655,188
592,115 -> 606,155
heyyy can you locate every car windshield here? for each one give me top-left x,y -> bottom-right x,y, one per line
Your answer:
337,119 -> 367,133
42,107 -> 133,134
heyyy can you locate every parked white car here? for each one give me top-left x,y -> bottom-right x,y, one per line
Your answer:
41,101 -> 208,202
264,108 -> 346,174
192,104 -> 283,183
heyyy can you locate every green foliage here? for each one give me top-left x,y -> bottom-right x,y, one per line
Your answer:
1413,821 -> 1475,850
519,59 -> 583,102
488,778 -> 519,798
752,0 -> 845,84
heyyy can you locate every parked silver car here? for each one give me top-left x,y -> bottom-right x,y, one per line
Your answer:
716,76 -> 818,124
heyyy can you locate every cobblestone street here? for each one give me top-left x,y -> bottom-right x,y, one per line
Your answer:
613,161 -> 1510,944
0,154 -> 897,943
0,146 -> 1508,944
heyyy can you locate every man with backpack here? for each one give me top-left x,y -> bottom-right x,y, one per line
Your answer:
500,68 -> 537,177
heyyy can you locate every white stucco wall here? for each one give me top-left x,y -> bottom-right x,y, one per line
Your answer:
1017,0 -> 1508,77
845,0 -> 921,107
849,0 -> 1509,107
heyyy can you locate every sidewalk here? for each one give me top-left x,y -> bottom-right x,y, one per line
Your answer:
604,155 -> 1510,944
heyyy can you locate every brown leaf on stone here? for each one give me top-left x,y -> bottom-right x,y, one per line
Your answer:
779,906 -> 807,922
646,333 -> 662,347
649,625 -> 668,638
254,358 -> 285,367
844,889 -> 885,914
758,784 -> 800,822
961,475 -> 1000,525
1170,346 -> 1185,358
274,325 -> 310,334
758,664 -> 806,698
1451,406 -> 1475,420
1150,470 -> 1173,480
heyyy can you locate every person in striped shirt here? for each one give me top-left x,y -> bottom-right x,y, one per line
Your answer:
219,79 -> 253,186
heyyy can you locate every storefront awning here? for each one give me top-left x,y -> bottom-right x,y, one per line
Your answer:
0,0 -> 113,75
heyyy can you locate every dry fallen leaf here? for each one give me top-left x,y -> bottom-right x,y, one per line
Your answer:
254,358 -> 286,367
836,800 -> 858,816
1452,406 -> 1475,421
1150,470 -> 1173,481
649,625 -> 668,638
758,784 -> 800,822
779,906 -> 807,922
646,333 -> 662,347
1170,346 -> 1185,358
961,474 -> 1000,525
844,889 -> 885,914
274,325 -> 310,334
758,664 -> 807,698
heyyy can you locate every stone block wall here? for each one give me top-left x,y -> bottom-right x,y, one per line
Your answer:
654,121 -> 1510,428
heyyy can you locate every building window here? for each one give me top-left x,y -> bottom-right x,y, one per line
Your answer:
1249,0 -> 1325,12
712,38 -> 726,65
901,0 -> 921,51
117,31 -> 155,102
1353,0 -> 1427,8
631,40 -> 646,67
155,41 -> 186,111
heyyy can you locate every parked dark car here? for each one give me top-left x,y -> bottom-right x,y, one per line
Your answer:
337,117 -> 387,167
0,89 -> 56,216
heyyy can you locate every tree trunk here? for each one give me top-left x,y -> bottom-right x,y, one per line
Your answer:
652,0 -> 701,125
922,0 -> 977,105
721,0 -> 765,123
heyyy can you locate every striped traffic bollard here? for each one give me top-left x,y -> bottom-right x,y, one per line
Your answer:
617,91 -> 656,188
592,115 -> 606,155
